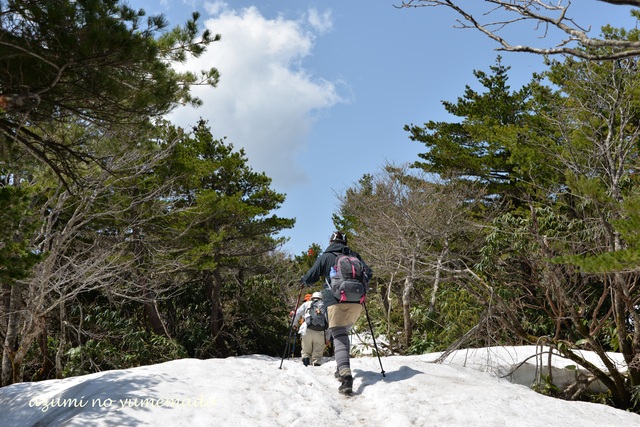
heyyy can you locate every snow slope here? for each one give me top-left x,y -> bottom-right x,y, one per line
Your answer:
0,346 -> 638,426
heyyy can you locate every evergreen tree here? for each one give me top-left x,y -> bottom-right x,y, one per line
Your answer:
405,57 -> 555,206
158,120 -> 294,357
0,0 -> 220,184
0,0 -> 220,384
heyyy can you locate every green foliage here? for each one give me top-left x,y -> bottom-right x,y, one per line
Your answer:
231,274 -> 291,356
406,283 -> 483,354
406,304 -> 438,354
405,57 -> 541,201
164,120 -> 294,269
0,185 -> 42,282
531,374 -> 560,396
0,0 -> 220,184
632,385 -> 640,409
601,325 -> 622,352
0,0 -> 300,387
556,193 -> 640,272
293,243 -> 322,273
64,302 -> 188,376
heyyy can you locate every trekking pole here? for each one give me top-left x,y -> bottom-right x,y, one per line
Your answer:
279,284 -> 304,369
363,302 -> 386,377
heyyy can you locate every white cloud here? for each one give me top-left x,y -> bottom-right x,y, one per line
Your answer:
203,0 -> 225,16
307,8 -> 333,34
170,3 -> 342,189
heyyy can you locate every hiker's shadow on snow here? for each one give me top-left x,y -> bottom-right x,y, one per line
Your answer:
353,365 -> 423,394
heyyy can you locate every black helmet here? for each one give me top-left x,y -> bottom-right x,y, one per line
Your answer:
329,231 -> 347,245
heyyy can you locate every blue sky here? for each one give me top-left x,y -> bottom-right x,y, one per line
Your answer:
132,0 -> 637,256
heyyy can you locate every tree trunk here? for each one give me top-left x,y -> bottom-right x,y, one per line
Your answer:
1,284 -> 20,386
11,309 -> 45,385
430,242 -> 448,316
133,226 -> 168,337
207,270 -> 228,356
34,321 -> 54,381
55,303 -> 66,378
143,290 -> 167,337
402,276 -> 413,348
384,273 -> 394,343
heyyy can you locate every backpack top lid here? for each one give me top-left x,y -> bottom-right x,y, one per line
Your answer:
335,254 -> 365,280
311,291 -> 322,300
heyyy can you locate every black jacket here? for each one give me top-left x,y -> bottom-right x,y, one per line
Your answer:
301,243 -> 373,287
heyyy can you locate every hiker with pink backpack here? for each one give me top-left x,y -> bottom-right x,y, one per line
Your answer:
301,231 -> 373,395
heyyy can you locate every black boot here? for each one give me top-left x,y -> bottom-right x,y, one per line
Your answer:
302,357 -> 310,366
338,374 -> 353,395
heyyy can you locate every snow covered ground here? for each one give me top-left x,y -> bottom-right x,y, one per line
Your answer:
0,346 -> 638,426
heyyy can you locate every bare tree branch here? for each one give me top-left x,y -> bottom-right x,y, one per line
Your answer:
338,164 -> 483,349
396,0 -> 640,60
598,0 -> 640,6
1,130 -> 188,383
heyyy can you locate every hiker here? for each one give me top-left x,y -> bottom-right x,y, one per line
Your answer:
289,293 -> 312,320
301,231 -> 373,394
292,292 -> 329,366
